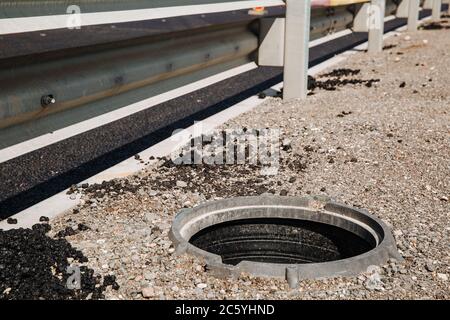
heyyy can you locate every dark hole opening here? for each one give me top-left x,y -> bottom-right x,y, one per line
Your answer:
189,218 -> 375,265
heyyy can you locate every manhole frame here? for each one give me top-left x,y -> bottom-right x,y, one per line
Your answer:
169,195 -> 402,287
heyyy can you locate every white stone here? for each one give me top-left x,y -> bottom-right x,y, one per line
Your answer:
393,230 -> 403,237
437,273 -> 448,281
176,180 -> 188,188
142,287 -> 155,298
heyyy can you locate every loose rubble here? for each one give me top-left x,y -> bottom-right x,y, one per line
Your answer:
0,224 -> 119,300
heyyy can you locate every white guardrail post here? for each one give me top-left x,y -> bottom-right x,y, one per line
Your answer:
432,0 -> 442,20
283,0 -> 311,100
368,0 -> 386,53
407,0 -> 420,31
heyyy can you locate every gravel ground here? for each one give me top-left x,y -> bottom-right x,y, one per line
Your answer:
2,23 -> 449,300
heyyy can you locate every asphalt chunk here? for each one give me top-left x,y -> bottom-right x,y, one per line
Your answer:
6,218 -> 17,225
0,224 -> 118,300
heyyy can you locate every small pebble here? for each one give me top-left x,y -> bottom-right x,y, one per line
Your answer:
197,283 -> 207,289
142,287 -> 155,298
437,273 -> 448,281
176,181 -> 188,188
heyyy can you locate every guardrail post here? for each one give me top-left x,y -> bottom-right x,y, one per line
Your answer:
396,0 -> 409,18
258,18 -> 285,67
368,0 -> 386,54
423,0 -> 433,9
432,0 -> 442,20
283,0 -> 311,100
408,0 -> 420,31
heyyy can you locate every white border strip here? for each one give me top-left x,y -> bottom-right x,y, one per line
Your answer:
0,0 -> 284,35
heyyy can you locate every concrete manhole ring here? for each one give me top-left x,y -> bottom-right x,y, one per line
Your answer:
169,196 -> 402,287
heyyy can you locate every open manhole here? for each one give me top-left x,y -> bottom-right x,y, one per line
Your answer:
169,196 -> 402,287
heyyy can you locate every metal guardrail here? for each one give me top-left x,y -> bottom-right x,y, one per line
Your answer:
0,0 -> 447,150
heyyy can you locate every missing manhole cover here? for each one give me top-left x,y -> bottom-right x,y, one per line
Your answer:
169,196 -> 402,287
